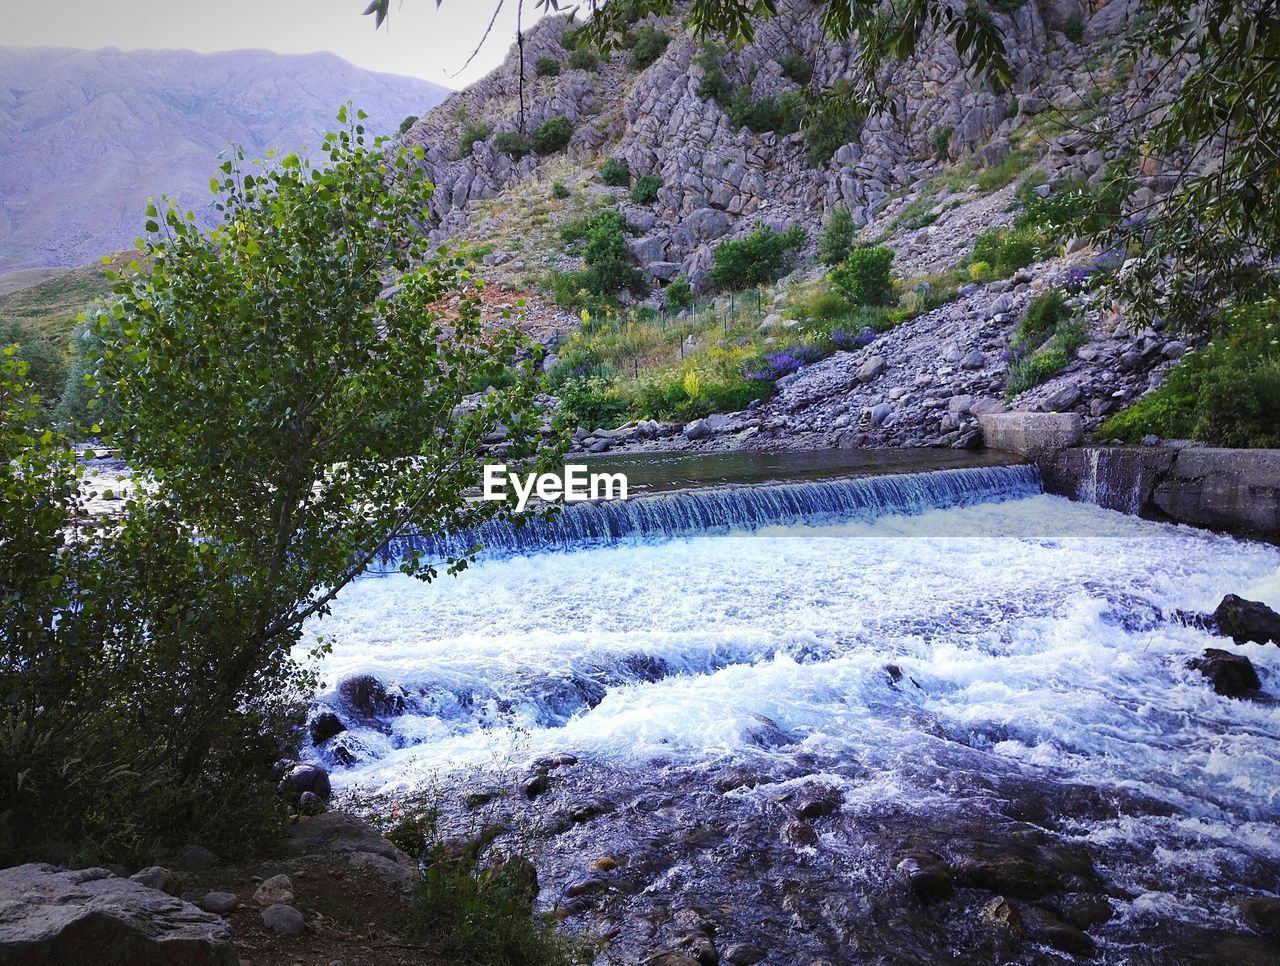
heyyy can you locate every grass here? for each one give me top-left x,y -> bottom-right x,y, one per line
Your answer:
0,253 -> 134,339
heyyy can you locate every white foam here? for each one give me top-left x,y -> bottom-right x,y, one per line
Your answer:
301,494 -> 1280,837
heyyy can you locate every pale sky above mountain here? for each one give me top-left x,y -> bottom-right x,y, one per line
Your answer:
1,0 -> 558,87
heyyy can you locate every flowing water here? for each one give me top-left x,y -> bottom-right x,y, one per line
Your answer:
300,458 -> 1280,963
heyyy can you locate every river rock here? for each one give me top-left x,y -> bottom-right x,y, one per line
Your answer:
857,356 -> 887,383
260,903 -> 305,937
1213,594 -> 1280,646
337,673 -> 406,719
277,763 -> 331,805
200,892 -> 239,915
981,895 -> 1025,939
895,852 -> 953,900
1188,649 -> 1262,697
129,866 -> 182,897
0,864 -> 236,965
253,874 -> 294,907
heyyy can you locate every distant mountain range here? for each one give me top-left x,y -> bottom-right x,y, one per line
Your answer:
0,46 -> 449,273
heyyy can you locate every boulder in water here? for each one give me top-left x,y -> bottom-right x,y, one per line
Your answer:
1188,649 -> 1262,697
337,673 -> 406,719
1213,594 -> 1280,646
895,852 -> 954,900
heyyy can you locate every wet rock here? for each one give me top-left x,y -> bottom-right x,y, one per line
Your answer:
782,821 -> 818,847
647,955 -> 702,966
1054,893 -> 1114,929
277,763 -> 331,805
523,773 -> 552,799
565,876 -> 609,898
337,673 -> 406,719
1188,648 -> 1262,697
1214,594 -> 1280,646
722,942 -> 766,965
0,864 -> 236,965
260,902 -> 306,937
1022,906 -> 1095,955
794,789 -> 841,819
980,895 -> 1025,939
895,852 -> 953,900
1239,895 -> 1280,942
953,846 -> 1062,898
254,875 -> 294,907
566,798 -> 616,823
200,891 -> 239,914
309,709 -> 346,745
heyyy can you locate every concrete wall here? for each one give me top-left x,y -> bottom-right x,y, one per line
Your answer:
1041,445 -> 1280,542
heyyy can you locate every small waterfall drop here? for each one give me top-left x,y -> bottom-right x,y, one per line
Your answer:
378,464 -> 1042,565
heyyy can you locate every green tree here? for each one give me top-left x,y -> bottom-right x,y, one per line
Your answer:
830,244 -> 896,306
708,223 -> 806,290
817,205 -> 856,266
96,107 -> 557,777
1,109 -> 562,863
0,321 -> 67,422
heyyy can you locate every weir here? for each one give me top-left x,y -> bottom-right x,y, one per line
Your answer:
377,463 -> 1043,564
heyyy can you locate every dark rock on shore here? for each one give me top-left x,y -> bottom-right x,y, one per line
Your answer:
1189,648 -> 1262,697
1214,594 -> 1280,646
277,763 -> 331,805
0,864 -> 236,965
337,673 -> 406,719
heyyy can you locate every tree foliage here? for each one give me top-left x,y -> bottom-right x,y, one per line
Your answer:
1096,0 -> 1280,330
1,108 -> 560,863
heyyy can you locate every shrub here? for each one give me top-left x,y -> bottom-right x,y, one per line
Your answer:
779,53 -> 813,85
630,26 -> 670,70
408,840 -> 586,966
0,320 -> 66,422
708,224 -> 807,291
459,122 -> 492,156
1193,361 -> 1280,448
631,174 -> 663,204
969,261 -> 992,282
726,88 -> 806,135
554,209 -> 645,309
830,245 -> 896,307
551,181 -> 571,200
805,81 -> 866,167
567,47 -> 599,71
553,375 -> 631,430
534,116 -> 573,154
535,56 -> 561,77
818,205 -> 856,266
665,274 -> 694,312
398,115 -> 418,135
1065,13 -> 1085,43
1011,288 -> 1070,353
931,125 -> 954,159
972,226 -> 1041,277
600,157 -> 631,187
493,130 -> 533,159
1100,298 -> 1280,445
1005,316 -> 1087,398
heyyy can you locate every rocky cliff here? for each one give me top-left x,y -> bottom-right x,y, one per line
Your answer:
0,47 -> 449,272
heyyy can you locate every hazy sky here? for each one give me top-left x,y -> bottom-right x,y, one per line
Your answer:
1,0 -> 561,87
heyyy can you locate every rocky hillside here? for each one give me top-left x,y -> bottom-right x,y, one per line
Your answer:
393,0 -> 1196,450
0,47 -> 449,272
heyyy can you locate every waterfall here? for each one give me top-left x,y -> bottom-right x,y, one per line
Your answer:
377,464 -> 1043,565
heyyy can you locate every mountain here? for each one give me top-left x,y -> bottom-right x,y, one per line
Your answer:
0,47 -> 448,272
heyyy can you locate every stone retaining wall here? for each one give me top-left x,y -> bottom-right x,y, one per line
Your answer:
1040,445 -> 1280,542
